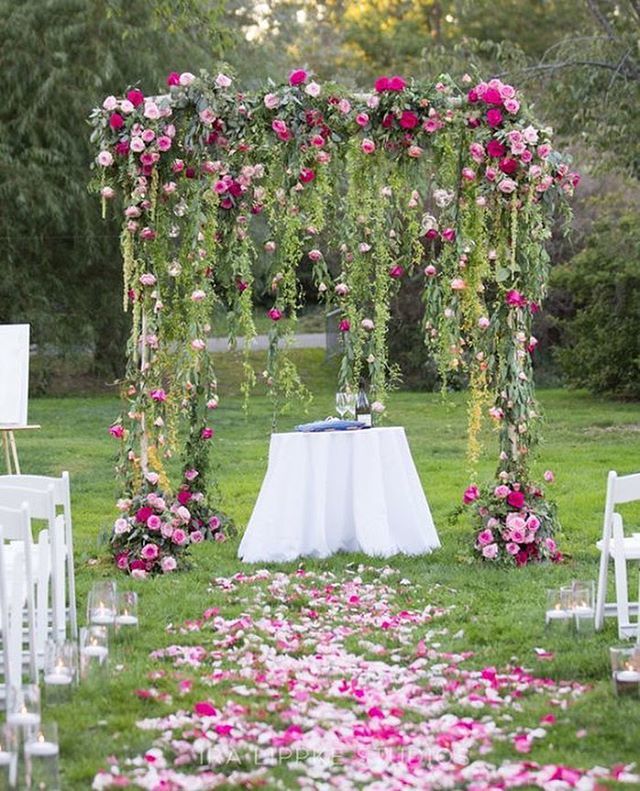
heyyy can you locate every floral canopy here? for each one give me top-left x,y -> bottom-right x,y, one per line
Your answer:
90,67 -> 578,575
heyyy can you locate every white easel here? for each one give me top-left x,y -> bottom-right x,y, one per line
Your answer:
0,325 -> 40,473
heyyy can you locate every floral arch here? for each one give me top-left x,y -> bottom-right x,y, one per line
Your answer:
90,68 -> 578,575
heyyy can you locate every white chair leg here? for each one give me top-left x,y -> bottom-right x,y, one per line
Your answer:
595,543 -> 609,631
612,514 -> 631,638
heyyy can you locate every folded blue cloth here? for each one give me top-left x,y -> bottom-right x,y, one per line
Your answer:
295,419 -> 370,432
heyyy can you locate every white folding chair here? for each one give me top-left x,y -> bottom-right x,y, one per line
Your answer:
0,505 -> 38,700
595,470 -> 640,638
0,473 -> 77,638
0,485 -> 64,648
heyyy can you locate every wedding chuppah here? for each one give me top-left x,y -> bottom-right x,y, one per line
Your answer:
91,67 -> 577,575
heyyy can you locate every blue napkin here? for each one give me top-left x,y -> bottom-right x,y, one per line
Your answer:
295,419 -> 370,432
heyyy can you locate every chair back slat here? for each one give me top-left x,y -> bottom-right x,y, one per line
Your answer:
0,486 -> 55,521
0,504 -> 32,543
0,475 -> 65,503
611,471 -> 640,505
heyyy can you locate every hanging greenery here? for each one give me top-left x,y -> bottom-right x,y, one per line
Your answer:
90,67 -> 578,574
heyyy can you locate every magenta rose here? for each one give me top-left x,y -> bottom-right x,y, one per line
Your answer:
109,112 -> 124,130
486,108 -> 503,128
506,290 -> 527,308
499,157 -> 518,176
126,89 -> 144,107
399,111 -> 419,129
338,319 -> 350,332
507,490 -> 525,509
374,76 -> 390,92
486,139 -> 506,158
463,485 -> 480,504
389,265 -> 405,279
289,69 -> 308,86
177,490 -> 192,506
299,168 -> 315,183
166,72 -> 180,86
482,88 -> 502,105
136,507 -> 153,524
116,553 -> 129,570
388,75 -> 406,91
109,424 -> 124,439
201,427 -> 214,440
268,307 -> 282,321
441,228 -> 456,243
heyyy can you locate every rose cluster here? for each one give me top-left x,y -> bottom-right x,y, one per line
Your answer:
464,474 -> 560,566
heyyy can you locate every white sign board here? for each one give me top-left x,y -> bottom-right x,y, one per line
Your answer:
0,324 -> 30,426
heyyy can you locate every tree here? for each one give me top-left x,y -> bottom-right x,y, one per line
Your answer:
0,0 -> 228,377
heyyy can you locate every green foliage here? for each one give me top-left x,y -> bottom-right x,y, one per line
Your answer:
551,214 -> 640,398
0,0 -> 227,374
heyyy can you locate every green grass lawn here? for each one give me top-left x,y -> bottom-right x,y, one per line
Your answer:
13,349 -> 640,787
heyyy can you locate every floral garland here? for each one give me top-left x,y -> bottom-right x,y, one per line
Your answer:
91,68 -> 577,572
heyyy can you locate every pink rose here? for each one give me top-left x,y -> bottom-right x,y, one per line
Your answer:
478,316 -> 490,330
361,138 -> 376,155
184,469 -> 199,482
482,543 -> 499,559
139,272 -> 156,286
161,556 -> 177,572
494,484 -> 510,499
215,72 -> 232,88
469,142 -> 485,163
157,135 -> 172,152
289,69 -> 308,86
97,150 -> 113,167
264,93 -> 279,109
209,515 -> 221,531
451,278 -> 466,291
424,264 -> 437,277
308,249 -> 323,261
190,530 -> 204,544
504,98 -> 520,114
498,178 -> 517,193
463,485 -> 480,504
116,553 -> 129,570
172,528 -> 188,546
441,228 -> 456,242
407,145 -> 423,159
305,82 -> 321,97
543,470 -> 555,483
506,542 -> 520,555
526,515 -> 540,531
355,112 -> 369,127
477,529 -> 493,546
109,424 -> 124,439
147,515 -> 162,531
544,537 -> 557,553
141,543 -> 159,561
150,388 -> 167,402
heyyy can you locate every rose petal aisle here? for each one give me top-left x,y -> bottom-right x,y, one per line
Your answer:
92,568 -> 638,790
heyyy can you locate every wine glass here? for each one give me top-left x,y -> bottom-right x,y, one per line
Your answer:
335,392 -> 347,419
344,392 -> 357,421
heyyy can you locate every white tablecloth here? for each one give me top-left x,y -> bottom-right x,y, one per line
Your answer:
238,426 -> 440,563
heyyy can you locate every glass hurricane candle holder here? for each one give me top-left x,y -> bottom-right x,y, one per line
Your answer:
24,722 -> 60,790
545,588 -> 572,630
43,641 -> 77,703
79,626 -> 109,681
0,724 -> 18,790
6,686 -> 41,730
571,580 -> 595,634
115,591 -> 139,636
610,645 -> 640,698
87,581 -> 117,626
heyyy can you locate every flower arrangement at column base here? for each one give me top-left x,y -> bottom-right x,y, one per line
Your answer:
463,474 -> 562,566
111,485 -> 230,578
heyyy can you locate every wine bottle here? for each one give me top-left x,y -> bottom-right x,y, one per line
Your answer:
355,378 -> 372,426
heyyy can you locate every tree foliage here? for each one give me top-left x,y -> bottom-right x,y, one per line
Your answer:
0,0 -> 227,374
